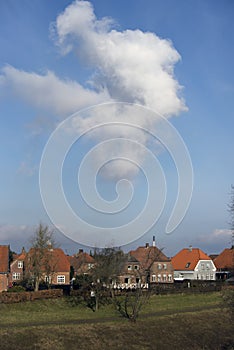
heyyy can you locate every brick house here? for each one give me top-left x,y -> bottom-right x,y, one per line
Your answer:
25,247 -> 71,286
213,247 -> 234,280
150,260 -> 174,284
9,247 -> 26,285
172,246 -> 216,281
129,237 -> 174,285
117,254 -> 143,289
0,245 -> 9,292
69,249 -> 95,277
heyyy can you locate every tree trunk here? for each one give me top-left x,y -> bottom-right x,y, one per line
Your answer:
35,277 -> 39,292
95,295 -> 99,311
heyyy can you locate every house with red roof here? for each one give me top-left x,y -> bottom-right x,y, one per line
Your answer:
0,245 -> 9,292
129,237 -> 174,285
69,249 -> 95,277
213,247 -> 234,279
117,254 -> 143,289
25,247 -> 70,286
172,246 -> 216,281
9,247 -> 26,285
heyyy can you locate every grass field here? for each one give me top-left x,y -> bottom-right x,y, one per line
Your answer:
0,292 -> 233,350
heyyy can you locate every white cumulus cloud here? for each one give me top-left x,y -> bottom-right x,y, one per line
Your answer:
0,0 -> 187,179
53,0 -> 186,116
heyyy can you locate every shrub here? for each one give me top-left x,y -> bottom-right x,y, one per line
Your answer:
8,285 -> 26,293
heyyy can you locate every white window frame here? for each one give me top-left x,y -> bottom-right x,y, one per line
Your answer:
18,261 -> 23,268
158,263 -> 162,270
57,275 -> 65,284
45,275 -> 52,284
168,274 -> 172,282
152,274 -> 156,282
13,272 -> 21,280
128,265 -> 132,270
163,264 -> 167,270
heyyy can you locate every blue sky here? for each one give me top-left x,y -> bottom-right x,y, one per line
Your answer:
0,0 -> 233,256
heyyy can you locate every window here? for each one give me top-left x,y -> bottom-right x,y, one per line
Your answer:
163,264 -> 167,270
124,277 -> 129,284
13,272 -> 21,280
157,274 -> 161,282
152,274 -> 156,282
206,263 -> 210,270
18,261 -> 23,269
88,263 -> 94,269
185,262 -> 191,268
163,274 -> 167,282
128,265 -> 132,270
201,263 -> 205,270
134,265 -> 139,270
210,274 -> 214,280
158,264 -> 162,270
168,274 -> 172,282
45,275 -> 51,284
57,275 -> 65,284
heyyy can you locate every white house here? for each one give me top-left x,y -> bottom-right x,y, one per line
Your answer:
171,247 -> 216,281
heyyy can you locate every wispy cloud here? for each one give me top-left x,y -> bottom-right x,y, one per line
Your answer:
0,65 -> 110,116
197,228 -> 232,253
17,161 -> 37,177
0,224 -> 32,245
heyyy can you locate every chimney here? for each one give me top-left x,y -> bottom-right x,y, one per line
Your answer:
152,236 -> 156,247
145,243 -> 149,248
188,245 -> 192,252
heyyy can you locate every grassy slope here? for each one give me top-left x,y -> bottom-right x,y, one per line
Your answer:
0,292 -> 233,350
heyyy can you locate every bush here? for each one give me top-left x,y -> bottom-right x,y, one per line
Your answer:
8,285 -> 26,293
221,286 -> 234,318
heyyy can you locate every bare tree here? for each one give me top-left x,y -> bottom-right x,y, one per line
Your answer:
90,247 -> 127,311
113,244 -> 167,322
26,223 -> 56,291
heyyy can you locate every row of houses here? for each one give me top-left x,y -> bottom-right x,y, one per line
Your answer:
0,237 -> 233,292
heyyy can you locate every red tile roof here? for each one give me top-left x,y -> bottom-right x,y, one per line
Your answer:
130,245 -> 169,269
0,245 -> 9,272
171,248 -> 211,270
69,252 -> 95,270
15,251 -> 27,262
214,248 -> 234,270
27,248 -> 70,272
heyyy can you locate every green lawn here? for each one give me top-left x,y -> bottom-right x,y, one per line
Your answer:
0,292 -> 221,326
0,292 -> 233,350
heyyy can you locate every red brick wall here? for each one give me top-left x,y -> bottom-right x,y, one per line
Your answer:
0,274 -> 8,292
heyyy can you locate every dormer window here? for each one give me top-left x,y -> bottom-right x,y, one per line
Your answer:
185,262 -> 191,268
18,261 -> 23,269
